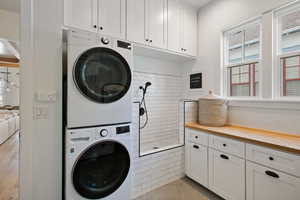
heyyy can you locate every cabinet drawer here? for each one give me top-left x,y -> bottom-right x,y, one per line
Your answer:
246,161 -> 300,200
187,128 -> 209,146
246,144 -> 300,177
209,148 -> 245,200
209,135 -> 245,158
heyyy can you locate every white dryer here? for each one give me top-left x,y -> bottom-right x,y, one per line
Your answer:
65,123 -> 132,200
63,29 -> 133,128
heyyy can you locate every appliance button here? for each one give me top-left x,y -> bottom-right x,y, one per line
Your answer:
100,129 -> 109,137
101,37 -> 110,45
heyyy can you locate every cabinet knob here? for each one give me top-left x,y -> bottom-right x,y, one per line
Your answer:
269,157 -> 274,161
193,145 -> 199,149
223,143 -> 227,147
145,39 -> 149,42
220,154 -> 229,160
100,26 -> 103,30
265,170 -> 279,178
195,136 -> 198,139
149,40 -> 153,43
93,25 -> 97,29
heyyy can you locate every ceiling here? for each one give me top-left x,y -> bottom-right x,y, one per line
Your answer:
183,0 -> 213,9
0,0 -> 19,13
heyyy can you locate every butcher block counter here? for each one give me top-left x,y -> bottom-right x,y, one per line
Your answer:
185,122 -> 300,155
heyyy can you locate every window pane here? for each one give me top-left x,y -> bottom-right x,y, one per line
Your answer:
245,24 -> 260,61
231,85 -> 250,96
281,55 -> 300,96
229,63 -> 259,97
280,10 -> 300,53
229,65 -> 250,96
229,31 -> 243,64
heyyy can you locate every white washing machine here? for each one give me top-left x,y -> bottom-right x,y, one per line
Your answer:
63,29 -> 133,128
65,123 -> 132,200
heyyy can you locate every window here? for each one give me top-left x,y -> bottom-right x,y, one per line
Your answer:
276,3 -> 300,97
224,19 -> 261,97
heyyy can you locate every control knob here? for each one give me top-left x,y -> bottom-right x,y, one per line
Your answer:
100,129 -> 109,137
101,37 -> 110,45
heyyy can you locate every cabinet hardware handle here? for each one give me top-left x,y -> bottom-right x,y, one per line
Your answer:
265,170 -> 280,178
269,157 -> 274,161
220,154 -> 229,160
93,25 -> 97,28
149,40 -> 153,43
193,145 -> 199,149
223,143 -> 227,147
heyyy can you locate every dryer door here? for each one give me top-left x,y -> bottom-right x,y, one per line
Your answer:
73,47 -> 131,103
72,141 -> 130,199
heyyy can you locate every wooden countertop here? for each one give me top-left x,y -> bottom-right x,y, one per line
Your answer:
186,122 -> 300,155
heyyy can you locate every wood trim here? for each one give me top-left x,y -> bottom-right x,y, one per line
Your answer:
185,122 -> 300,155
0,57 -> 19,63
0,63 -> 20,68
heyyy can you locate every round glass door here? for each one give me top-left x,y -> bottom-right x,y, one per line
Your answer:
72,141 -> 130,199
73,47 -> 131,103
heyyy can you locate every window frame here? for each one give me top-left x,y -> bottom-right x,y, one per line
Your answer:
222,18 -> 262,99
274,2 -> 300,100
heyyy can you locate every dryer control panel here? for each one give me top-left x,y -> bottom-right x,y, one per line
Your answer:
116,125 -> 130,135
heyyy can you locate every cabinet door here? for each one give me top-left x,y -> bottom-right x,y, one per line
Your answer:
189,143 -> 208,187
145,0 -> 167,48
98,0 -> 126,39
167,0 -> 182,53
64,0 -> 98,32
246,161 -> 300,200
209,149 -> 245,200
127,0 -> 146,44
182,5 -> 197,56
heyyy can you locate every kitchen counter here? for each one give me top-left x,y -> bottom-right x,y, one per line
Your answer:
185,122 -> 300,155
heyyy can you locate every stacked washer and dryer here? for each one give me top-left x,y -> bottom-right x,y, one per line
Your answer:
63,29 -> 133,200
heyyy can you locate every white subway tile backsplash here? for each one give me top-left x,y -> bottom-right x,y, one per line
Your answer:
130,68 -> 198,198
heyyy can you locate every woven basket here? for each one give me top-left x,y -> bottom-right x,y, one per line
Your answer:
198,91 -> 227,127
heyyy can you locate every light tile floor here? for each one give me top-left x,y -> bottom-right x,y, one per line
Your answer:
135,177 -> 224,200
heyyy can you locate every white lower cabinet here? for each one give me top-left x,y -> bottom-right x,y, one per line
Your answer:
186,129 -> 300,200
209,148 -> 245,200
246,161 -> 300,200
188,142 -> 208,187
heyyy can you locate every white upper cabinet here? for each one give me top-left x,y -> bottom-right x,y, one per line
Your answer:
127,0 -> 146,44
182,5 -> 198,57
167,0 -> 182,52
145,0 -> 168,49
64,0 -> 197,54
127,0 -> 168,49
98,0 -> 126,39
167,0 -> 198,56
64,0 -> 98,32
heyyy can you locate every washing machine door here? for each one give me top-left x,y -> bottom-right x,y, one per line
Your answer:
72,141 -> 130,199
73,47 -> 131,103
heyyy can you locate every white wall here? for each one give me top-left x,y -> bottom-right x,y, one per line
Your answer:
20,0 -> 62,199
191,0 -> 300,134
0,9 -> 19,42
